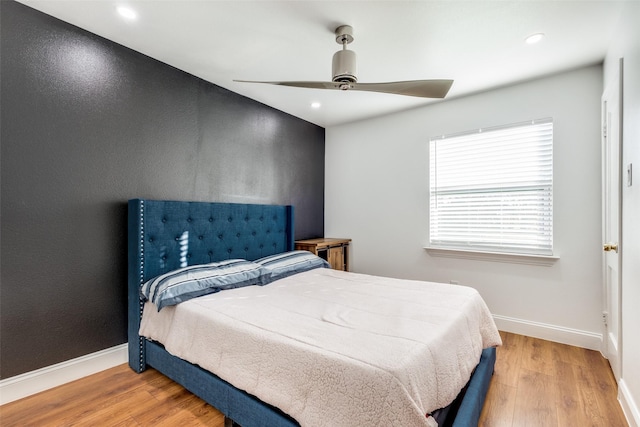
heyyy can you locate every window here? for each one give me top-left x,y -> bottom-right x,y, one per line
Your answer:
429,118 -> 553,256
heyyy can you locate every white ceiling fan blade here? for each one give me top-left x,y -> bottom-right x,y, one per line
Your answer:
234,80 -> 342,90
350,80 -> 453,98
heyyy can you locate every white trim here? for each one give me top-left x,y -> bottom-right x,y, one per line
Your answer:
0,344 -> 127,405
620,379 -> 640,427
493,314 -> 602,351
425,247 -> 559,266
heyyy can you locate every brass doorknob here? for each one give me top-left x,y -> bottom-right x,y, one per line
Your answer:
603,243 -> 618,252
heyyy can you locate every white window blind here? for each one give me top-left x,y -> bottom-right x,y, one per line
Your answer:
429,118 -> 553,256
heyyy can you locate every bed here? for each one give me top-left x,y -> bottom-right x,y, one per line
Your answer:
128,199 -> 500,427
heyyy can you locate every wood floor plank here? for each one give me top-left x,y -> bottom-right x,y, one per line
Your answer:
60,389 -> 154,426
150,398 -> 225,427
575,354 -> 628,427
478,380 -> 517,426
554,359 -> 594,427
520,334 -> 557,377
492,330 -> 524,388
0,333 -> 628,427
550,340 -> 590,367
513,368 -> 559,426
574,363 -> 610,425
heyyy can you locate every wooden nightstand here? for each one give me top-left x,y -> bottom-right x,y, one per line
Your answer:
295,238 -> 351,271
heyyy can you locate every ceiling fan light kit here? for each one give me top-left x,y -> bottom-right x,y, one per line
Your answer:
235,24 -> 453,99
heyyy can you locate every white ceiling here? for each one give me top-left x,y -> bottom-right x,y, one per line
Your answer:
17,1 -> 627,127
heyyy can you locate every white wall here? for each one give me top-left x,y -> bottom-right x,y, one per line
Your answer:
604,2 -> 640,425
325,65 -> 604,349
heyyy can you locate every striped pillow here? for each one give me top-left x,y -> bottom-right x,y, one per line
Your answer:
255,250 -> 330,283
141,259 -> 268,311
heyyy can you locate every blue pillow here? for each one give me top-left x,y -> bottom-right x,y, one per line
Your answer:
255,250 -> 330,283
141,259 -> 268,311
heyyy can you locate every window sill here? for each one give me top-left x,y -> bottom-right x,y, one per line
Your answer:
424,247 -> 559,266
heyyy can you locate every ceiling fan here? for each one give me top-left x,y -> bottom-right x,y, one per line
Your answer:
235,25 -> 453,99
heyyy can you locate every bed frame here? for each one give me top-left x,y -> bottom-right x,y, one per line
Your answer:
128,198 -> 496,426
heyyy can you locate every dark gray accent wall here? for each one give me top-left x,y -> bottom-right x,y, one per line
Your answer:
0,1 -> 325,379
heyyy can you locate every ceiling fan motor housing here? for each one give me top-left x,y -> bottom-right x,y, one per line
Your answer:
332,49 -> 357,83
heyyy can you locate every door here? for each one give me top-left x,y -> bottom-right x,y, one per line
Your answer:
601,58 -> 623,381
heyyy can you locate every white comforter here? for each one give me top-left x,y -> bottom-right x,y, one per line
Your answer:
140,268 -> 501,427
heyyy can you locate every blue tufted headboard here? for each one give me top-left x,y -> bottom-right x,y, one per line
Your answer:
127,199 -> 294,372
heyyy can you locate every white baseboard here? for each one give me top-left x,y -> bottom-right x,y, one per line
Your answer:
0,344 -> 128,405
493,314 -> 603,351
620,379 -> 640,427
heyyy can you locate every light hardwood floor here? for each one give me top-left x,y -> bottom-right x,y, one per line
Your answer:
480,332 -> 627,426
0,332 -> 628,426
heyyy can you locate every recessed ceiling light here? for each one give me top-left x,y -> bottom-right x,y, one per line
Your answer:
117,6 -> 137,20
311,102 -> 321,109
525,33 -> 545,44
